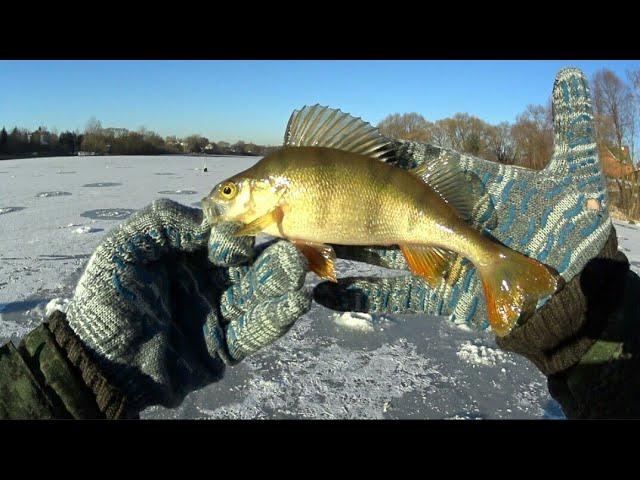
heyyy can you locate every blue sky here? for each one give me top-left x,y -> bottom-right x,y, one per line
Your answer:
1,60 -> 638,146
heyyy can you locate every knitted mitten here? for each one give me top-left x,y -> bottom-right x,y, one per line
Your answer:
66,199 -> 310,412
315,67 -> 612,332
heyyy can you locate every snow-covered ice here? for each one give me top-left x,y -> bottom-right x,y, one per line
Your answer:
1,154 -> 637,419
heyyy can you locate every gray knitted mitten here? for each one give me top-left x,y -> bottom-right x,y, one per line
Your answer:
315,67 -> 612,332
66,198 -> 310,412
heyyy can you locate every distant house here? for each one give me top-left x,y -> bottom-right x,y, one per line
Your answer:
601,146 -> 634,178
204,143 -> 217,152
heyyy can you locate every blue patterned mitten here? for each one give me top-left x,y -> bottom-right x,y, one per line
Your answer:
66,199 -> 310,413
315,67 -> 612,332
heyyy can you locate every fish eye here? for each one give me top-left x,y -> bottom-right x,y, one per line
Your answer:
219,182 -> 238,200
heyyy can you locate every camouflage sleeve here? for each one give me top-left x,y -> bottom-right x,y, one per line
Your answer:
497,227 -> 640,418
0,310 -> 133,419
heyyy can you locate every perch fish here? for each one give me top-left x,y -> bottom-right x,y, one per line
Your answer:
201,105 -> 561,336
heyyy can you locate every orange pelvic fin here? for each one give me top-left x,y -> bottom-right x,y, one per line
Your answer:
478,248 -> 562,337
292,240 -> 337,282
234,206 -> 283,237
400,244 -> 454,287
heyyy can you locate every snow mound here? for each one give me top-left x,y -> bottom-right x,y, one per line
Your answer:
73,226 -> 96,234
456,340 -> 511,367
44,298 -> 70,317
332,312 -> 375,332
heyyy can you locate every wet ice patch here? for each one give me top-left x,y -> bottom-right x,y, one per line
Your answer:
0,207 -> 25,215
81,208 -> 136,220
36,191 -> 72,198
154,172 -> 176,176
44,297 -> 70,317
158,189 -> 198,195
82,182 -> 122,187
56,171 -> 76,174
456,340 -> 513,367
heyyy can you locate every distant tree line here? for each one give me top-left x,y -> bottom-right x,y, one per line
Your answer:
0,126 -> 83,157
3,68 -> 638,167
0,116 -> 276,158
378,68 -> 640,170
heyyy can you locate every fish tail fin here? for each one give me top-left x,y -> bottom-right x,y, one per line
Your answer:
477,247 -> 562,337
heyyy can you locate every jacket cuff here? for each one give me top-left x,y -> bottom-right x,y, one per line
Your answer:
44,310 -> 133,418
496,228 -> 629,376
10,310 -> 133,419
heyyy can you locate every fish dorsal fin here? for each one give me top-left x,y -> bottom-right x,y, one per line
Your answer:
409,151 -> 473,221
400,244 -> 454,287
284,104 -> 395,161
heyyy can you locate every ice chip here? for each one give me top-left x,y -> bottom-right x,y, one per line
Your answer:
332,311 -> 375,332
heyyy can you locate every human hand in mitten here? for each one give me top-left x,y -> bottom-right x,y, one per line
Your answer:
66,199 -> 311,413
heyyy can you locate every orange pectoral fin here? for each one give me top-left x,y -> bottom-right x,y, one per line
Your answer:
233,206 -> 284,237
292,240 -> 337,282
400,244 -> 454,287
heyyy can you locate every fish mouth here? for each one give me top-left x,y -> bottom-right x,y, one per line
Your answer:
200,196 -> 221,224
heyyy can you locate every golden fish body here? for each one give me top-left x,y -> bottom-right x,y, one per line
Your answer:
209,146 -> 493,266
203,145 -> 560,337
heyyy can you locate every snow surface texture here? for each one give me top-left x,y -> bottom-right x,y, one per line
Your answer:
2,155 -> 636,419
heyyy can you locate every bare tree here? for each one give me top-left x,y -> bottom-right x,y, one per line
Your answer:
377,113 -> 432,142
85,117 -> 103,135
626,70 -> 640,164
486,122 -> 517,164
592,69 -> 635,161
429,119 -> 452,148
511,103 -> 554,170
436,113 -> 494,157
184,134 -> 208,153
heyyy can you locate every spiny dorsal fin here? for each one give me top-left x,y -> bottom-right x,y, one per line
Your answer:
400,244 -> 454,287
409,151 -> 473,221
284,104 -> 395,162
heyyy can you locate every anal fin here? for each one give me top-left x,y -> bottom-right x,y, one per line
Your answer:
292,240 -> 337,282
234,207 -> 283,237
400,244 -> 454,287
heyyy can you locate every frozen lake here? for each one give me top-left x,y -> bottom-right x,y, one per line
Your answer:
1,155 -> 638,419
